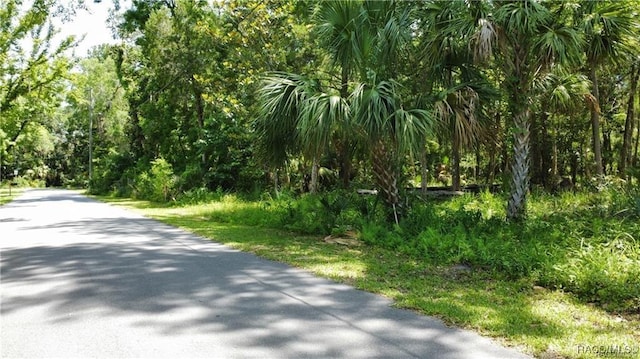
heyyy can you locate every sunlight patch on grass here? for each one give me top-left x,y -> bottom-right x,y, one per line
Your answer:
529,292 -> 640,359
0,187 -> 23,205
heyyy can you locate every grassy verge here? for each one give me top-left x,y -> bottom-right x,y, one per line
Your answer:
0,187 -> 24,206
97,193 -> 640,359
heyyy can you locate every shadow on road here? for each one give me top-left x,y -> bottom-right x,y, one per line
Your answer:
1,213 -> 491,358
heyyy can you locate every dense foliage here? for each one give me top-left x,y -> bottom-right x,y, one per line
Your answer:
1,0 -> 639,313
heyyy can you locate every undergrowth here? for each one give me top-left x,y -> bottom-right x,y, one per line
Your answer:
203,185 -> 640,313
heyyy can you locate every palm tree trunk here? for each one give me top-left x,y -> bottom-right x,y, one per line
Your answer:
273,169 -> 280,198
552,131 -> 558,177
420,144 -> 428,194
530,113 -> 542,186
635,116 -> 640,166
338,65 -> 352,188
452,125 -> 461,191
507,108 -> 531,221
621,62 -> 639,177
475,147 -> 481,184
486,110 -> 500,184
372,141 -> 400,224
589,65 -> 604,177
310,157 -> 319,193
335,139 -> 352,189
540,112 -> 552,189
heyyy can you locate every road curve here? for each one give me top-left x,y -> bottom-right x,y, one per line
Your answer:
1,189 -> 530,358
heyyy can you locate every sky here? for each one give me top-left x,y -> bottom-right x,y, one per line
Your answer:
55,0 -> 131,57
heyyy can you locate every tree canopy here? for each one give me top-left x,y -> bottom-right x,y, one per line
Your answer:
1,0 -> 640,220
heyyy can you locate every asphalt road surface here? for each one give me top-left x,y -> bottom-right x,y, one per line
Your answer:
1,189 -> 530,358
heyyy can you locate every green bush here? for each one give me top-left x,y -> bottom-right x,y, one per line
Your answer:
9,176 -> 44,188
276,190 -> 375,235
132,158 -> 177,202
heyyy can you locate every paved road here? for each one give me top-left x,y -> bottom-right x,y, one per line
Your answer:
1,189 -> 529,358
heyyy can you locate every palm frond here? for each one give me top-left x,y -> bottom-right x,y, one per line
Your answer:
315,0 -> 369,71
393,108 -> 433,156
578,0 -> 639,65
536,67 -> 592,114
495,0 -> 550,40
298,93 -> 350,157
533,25 -> 583,68
433,85 -> 481,148
351,80 -> 395,139
255,72 -> 316,166
471,18 -> 497,63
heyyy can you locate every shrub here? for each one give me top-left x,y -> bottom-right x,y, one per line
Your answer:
132,158 -> 177,202
177,187 -> 220,205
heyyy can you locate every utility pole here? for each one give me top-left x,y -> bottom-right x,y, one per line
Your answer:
89,88 -> 94,191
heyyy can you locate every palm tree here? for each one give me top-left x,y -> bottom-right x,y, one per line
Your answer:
621,58 -> 639,176
576,0 -> 639,177
416,0 -> 482,191
351,79 -> 431,222
532,67 -> 592,188
255,72 -> 348,193
472,0 -> 583,220
432,86 -> 481,190
257,0 -> 433,221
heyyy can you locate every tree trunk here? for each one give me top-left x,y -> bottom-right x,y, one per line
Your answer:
539,112 -> 552,189
602,119 -> 611,175
621,62 -> 639,177
530,113 -> 542,186
192,75 -> 206,165
507,108 -> 531,221
372,141 -> 400,224
420,144 -> 428,195
634,115 -> 640,166
475,146 -> 481,184
589,65 -> 604,177
273,169 -> 280,198
451,124 -> 461,191
310,157 -> 319,194
336,139 -> 352,189
552,136 -> 558,177
337,64 -> 352,188
486,110 -> 500,184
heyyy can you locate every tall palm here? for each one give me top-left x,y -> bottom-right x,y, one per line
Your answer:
257,0 -> 433,220
472,0 -> 583,220
416,1 -> 501,192
432,85 -> 482,190
313,0 -> 418,191
532,67 -> 592,188
621,58 -> 639,176
351,79 -> 431,221
352,1 -> 431,219
255,72 -> 348,193
576,0 -> 638,177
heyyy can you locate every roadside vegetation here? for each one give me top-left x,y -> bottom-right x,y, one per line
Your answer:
99,179 -> 640,359
0,187 -> 23,206
3,1 -> 640,357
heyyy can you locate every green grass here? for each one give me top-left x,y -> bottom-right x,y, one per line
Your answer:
97,191 -> 640,359
0,186 -> 24,205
